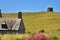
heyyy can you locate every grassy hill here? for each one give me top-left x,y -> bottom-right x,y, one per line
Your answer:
2,12 -> 60,38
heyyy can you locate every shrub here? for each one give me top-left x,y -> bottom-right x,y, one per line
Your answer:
53,36 -> 58,40
26,33 -> 51,40
27,32 -> 31,34
38,29 -> 45,33
15,38 -> 22,40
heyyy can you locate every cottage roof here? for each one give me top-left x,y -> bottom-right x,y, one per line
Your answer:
0,18 -> 21,30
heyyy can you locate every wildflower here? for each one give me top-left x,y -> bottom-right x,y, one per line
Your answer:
26,33 -> 51,40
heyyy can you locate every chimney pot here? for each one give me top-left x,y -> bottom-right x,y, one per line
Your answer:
18,12 -> 22,19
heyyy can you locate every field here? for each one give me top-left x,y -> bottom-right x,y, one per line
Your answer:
1,12 -> 60,40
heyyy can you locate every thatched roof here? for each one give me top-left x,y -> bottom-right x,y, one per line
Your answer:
0,18 -> 21,30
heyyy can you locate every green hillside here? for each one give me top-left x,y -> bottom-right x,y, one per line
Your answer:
2,12 -> 60,38
22,12 -> 60,33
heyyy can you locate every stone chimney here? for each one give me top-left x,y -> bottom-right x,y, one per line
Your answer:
47,7 -> 53,12
18,12 -> 25,33
0,9 -> 2,17
18,12 -> 22,19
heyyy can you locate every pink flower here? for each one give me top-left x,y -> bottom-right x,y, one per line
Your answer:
26,33 -> 51,40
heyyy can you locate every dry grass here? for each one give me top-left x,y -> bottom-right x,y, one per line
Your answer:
1,12 -> 60,40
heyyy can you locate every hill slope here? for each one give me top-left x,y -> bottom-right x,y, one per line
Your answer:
2,12 -> 60,34
22,12 -> 60,33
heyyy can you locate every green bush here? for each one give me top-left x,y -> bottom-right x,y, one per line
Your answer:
27,32 -> 31,34
53,36 -> 58,40
38,29 -> 45,33
15,38 -> 22,40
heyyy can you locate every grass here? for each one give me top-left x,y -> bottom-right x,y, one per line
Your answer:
0,34 -> 26,40
1,12 -> 60,40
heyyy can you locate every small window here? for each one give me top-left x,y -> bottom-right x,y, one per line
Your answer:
1,22 -> 8,29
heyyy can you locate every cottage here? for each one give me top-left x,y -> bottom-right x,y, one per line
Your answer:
47,7 -> 53,12
0,11 -> 25,34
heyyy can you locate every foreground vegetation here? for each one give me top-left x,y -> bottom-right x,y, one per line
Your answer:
0,33 -> 59,40
2,12 -> 60,40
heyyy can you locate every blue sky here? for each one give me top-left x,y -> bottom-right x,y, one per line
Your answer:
0,0 -> 60,13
